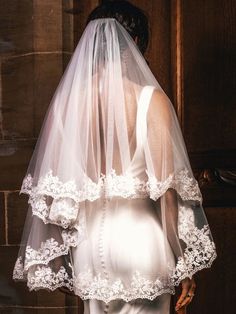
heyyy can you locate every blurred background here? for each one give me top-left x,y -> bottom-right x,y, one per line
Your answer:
0,0 -> 235,313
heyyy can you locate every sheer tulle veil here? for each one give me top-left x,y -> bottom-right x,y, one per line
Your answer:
13,18 -> 217,297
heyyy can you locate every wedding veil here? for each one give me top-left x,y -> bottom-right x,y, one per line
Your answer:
13,18 -> 217,294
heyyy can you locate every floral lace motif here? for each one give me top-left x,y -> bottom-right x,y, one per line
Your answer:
13,223 -> 216,302
146,169 -> 202,202
28,265 -> 74,291
20,167 -> 202,228
13,256 -> 24,280
13,229 -> 81,280
21,168 -> 202,202
170,209 -> 217,285
24,230 -> 79,270
73,224 -> 216,302
74,269 -> 175,302
13,168 -> 215,301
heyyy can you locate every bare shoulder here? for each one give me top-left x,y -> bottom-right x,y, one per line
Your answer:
147,88 -> 172,123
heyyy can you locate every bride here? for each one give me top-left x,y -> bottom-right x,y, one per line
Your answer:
13,1 -> 217,313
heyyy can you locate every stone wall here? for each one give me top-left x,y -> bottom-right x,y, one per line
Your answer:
0,1 -> 80,313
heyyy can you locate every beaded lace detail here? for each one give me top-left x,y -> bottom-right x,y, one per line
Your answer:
74,269 -> 175,302
13,222 -> 216,301
24,230 -> 79,270
147,169 -> 202,202
20,167 -> 202,229
171,206 -> 217,285
13,229 -> 80,279
21,168 -> 202,202
12,168 -> 216,302
28,265 -> 74,291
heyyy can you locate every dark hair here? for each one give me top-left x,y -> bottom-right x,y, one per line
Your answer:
86,0 -> 149,54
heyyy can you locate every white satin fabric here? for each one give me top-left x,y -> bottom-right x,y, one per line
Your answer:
71,86 -> 175,308
83,293 -> 171,314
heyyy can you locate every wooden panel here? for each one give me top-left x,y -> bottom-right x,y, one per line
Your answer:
170,1 -> 236,314
171,0 -> 236,205
170,0 -> 184,121
181,0 -> 236,153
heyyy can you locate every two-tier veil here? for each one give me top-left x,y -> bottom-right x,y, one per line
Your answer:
13,18 -> 217,299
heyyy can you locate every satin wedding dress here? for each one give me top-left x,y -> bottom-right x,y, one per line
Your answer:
13,18 -> 217,314
71,86 -> 175,313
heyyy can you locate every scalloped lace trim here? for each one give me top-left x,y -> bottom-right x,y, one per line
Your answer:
74,269 -> 175,302
13,227 -> 84,279
20,168 -> 202,202
29,265 -> 74,291
147,169 -> 202,203
13,256 -> 75,292
13,223 -> 216,302
20,167 -> 202,228
24,230 -> 79,270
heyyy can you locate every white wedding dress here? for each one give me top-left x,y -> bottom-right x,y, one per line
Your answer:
71,86 -> 174,313
13,19 -> 217,314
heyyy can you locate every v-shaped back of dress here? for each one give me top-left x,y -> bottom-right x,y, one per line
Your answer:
128,85 -> 155,177
71,84 -> 176,304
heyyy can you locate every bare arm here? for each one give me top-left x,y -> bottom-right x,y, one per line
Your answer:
147,90 -> 181,254
147,90 -> 196,312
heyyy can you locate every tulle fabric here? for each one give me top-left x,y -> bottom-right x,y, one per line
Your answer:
13,18 -> 217,303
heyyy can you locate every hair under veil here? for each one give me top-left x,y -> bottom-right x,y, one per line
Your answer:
13,18 -> 217,302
